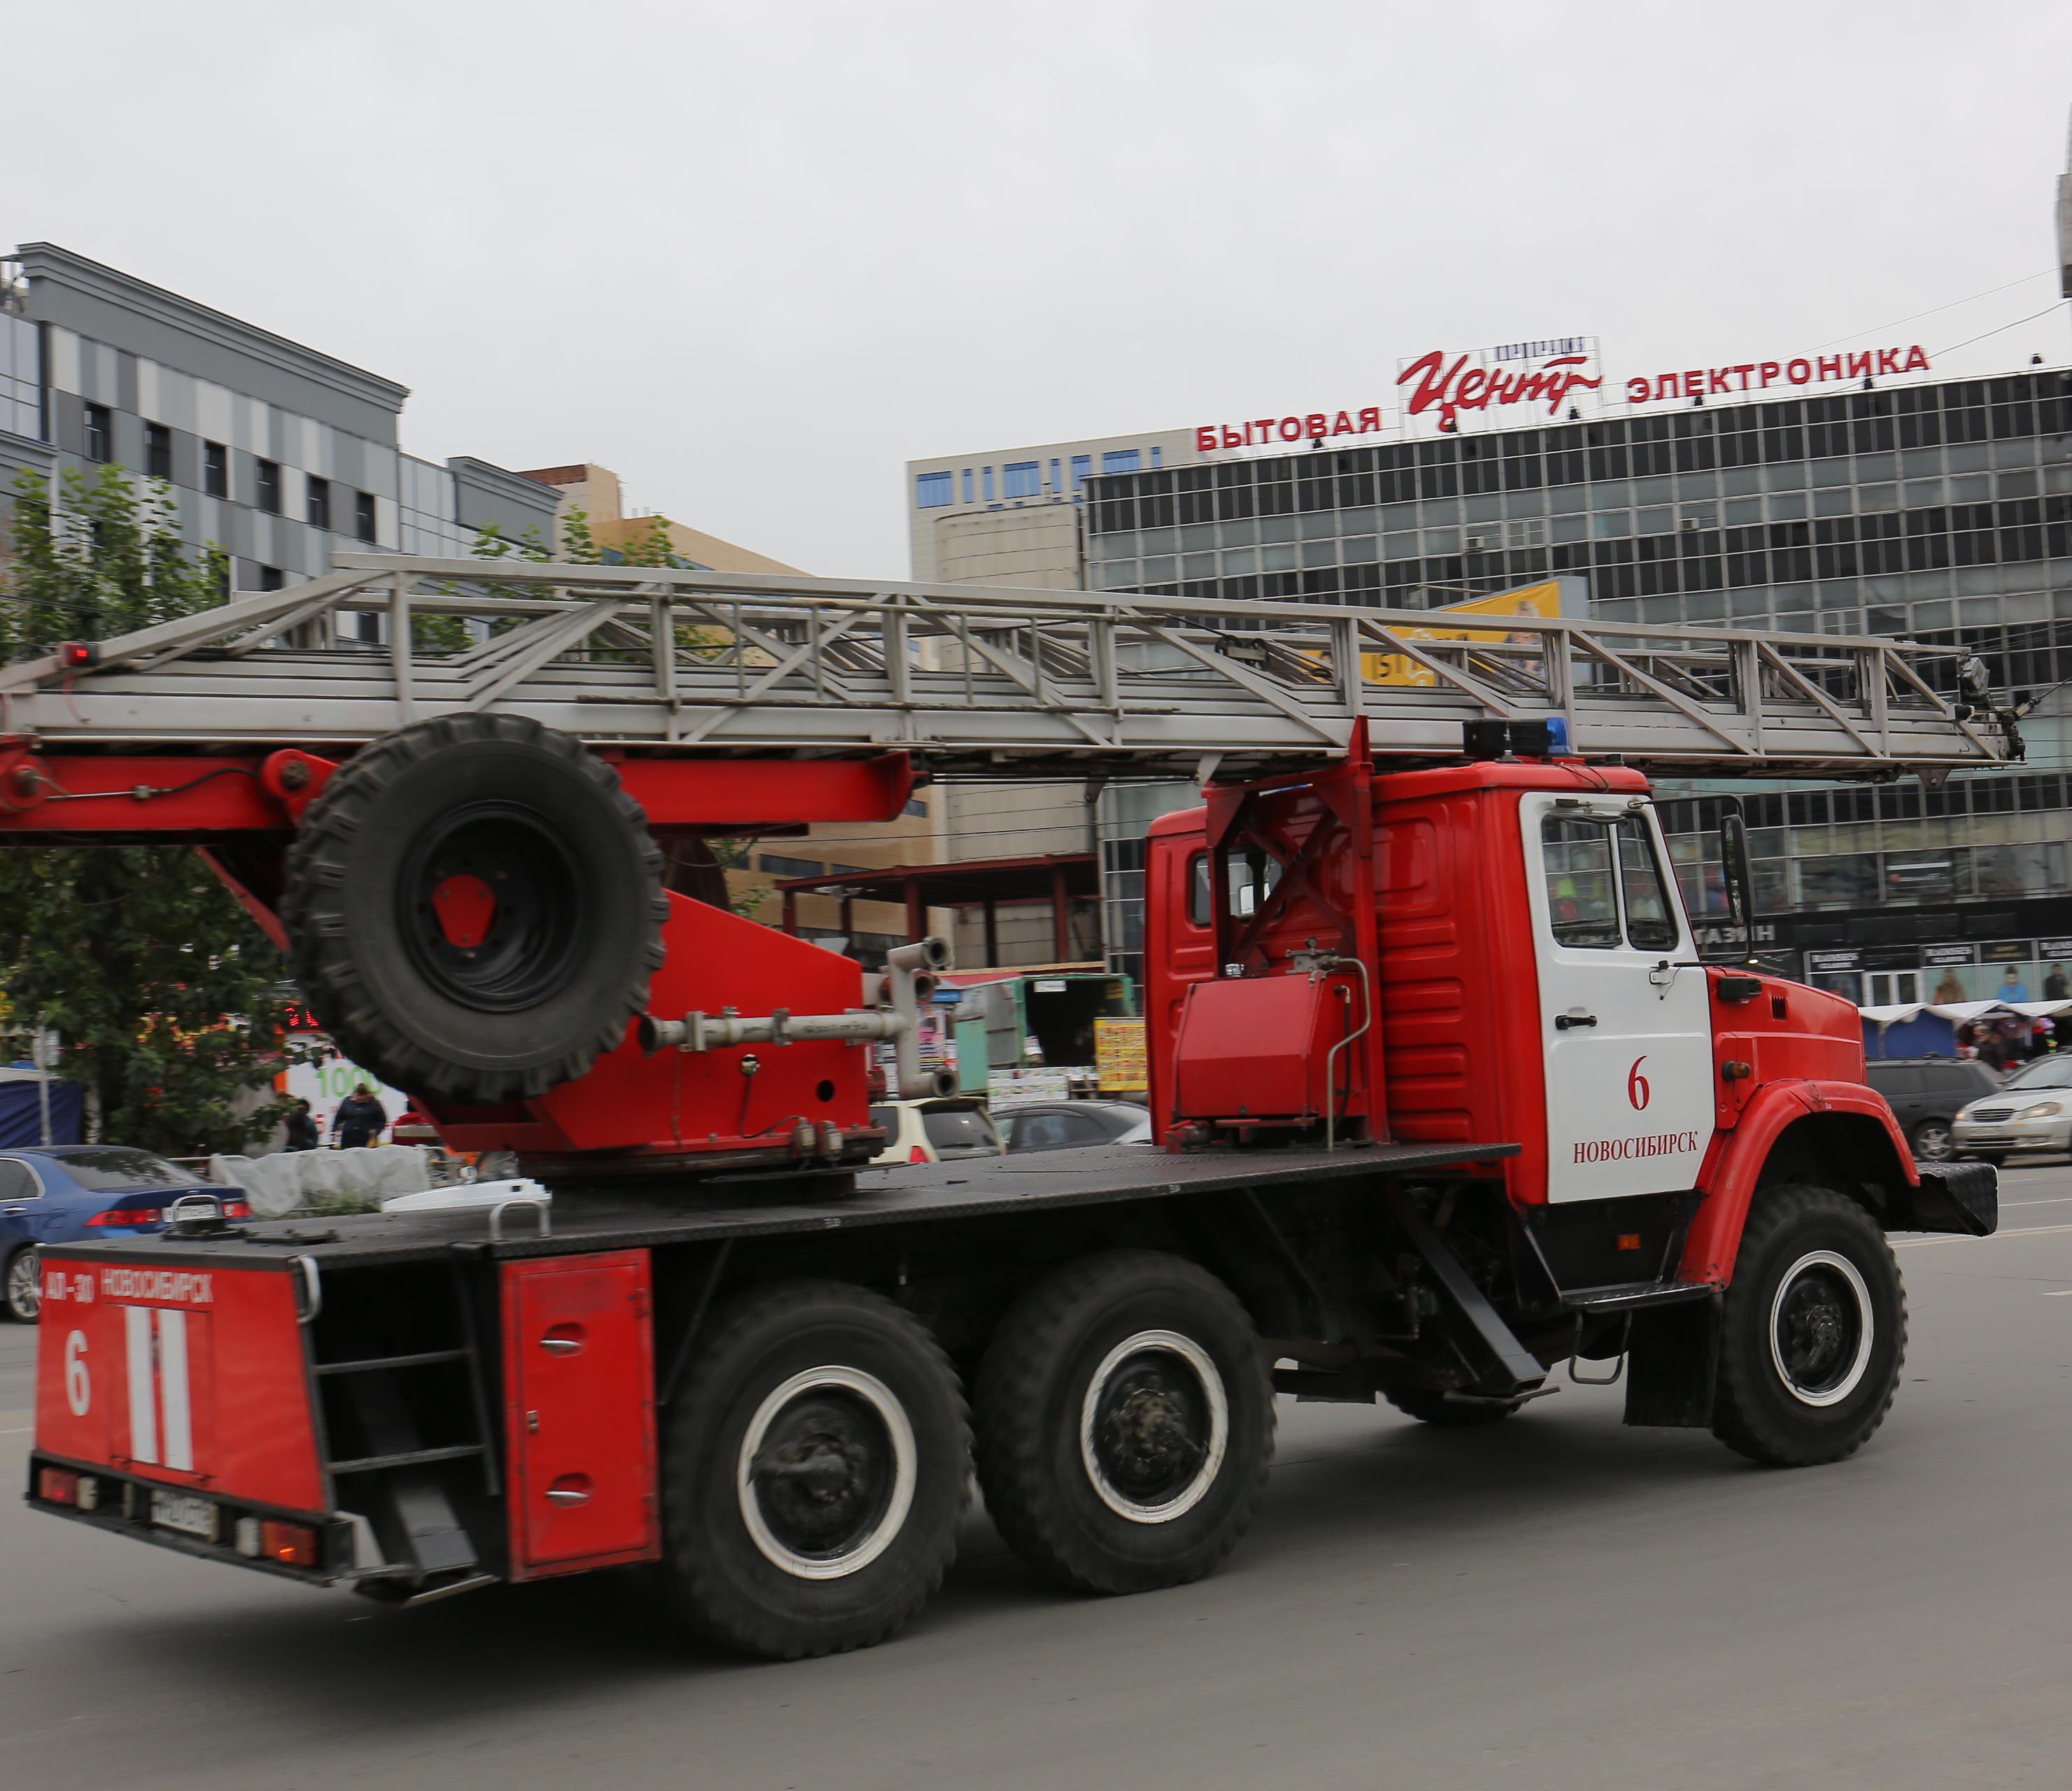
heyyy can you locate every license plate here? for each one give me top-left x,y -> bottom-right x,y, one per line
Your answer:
150,1489 -> 218,1540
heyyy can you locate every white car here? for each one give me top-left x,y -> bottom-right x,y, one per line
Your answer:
1952,1056 -> 2072,1166
868,1097 -> 1005,1166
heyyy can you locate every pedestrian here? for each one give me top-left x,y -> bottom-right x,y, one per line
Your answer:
332,1083 -> 388,1150
283,1097 -> 319,1152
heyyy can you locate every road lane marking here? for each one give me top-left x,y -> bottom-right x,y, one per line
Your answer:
1897,1221 -> 2072,1249
2043,1290 -> 2072,1297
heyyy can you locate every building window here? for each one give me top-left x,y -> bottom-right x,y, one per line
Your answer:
204,440 -> 228,499
83,402 -> 111,463
1050,458 -> 1061,490
982,465 -> 995,502
1004,460 -> 1040,498
144,422 -> 172,481
962,469 -> 973,503
916,470 -> 953,508
1102,449 -> 1140,474
257,565 -> 285,591
1151,446 -> 1163,469
355,489 -> 376,543
255,458 -> 281,514
1072,454 -> 1092,488
306,475 -> 331,530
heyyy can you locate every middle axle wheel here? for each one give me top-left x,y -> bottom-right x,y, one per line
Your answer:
975,1250 -> 1275,1595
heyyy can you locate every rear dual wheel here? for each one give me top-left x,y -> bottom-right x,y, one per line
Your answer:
658,1282 -> 970,1659
975,1251 -> 1274,1595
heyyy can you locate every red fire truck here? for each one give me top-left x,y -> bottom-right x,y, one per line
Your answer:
12,557 -> 2005,1658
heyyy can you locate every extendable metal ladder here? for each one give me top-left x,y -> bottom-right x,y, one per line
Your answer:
0,553 -> 2014,781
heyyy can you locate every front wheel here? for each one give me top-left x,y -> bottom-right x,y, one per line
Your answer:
1712,1184 -> 1906,1466
975,1251 -> 1274,1596
658,1280 -> 968,1660
3,1248 -> 37,1322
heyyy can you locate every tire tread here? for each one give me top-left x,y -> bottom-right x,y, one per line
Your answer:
1711,1183 -> 1907,1467
974,1249 -> 1272,1596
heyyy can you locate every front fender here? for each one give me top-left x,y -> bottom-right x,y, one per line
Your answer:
1680,1080 -> 1917,1285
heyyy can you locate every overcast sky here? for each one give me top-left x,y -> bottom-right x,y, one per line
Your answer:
9,1 -> 2071,576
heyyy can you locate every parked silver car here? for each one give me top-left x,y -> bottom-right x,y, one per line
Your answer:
1952,1055 -> 2072,1165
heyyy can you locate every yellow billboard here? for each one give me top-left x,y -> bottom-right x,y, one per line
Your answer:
1094,1017 -> 1149,1092
1362,580 -> 1563,687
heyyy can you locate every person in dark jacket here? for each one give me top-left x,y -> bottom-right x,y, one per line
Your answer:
332,1086 -> 388,1150
283,1098 -> 320,1152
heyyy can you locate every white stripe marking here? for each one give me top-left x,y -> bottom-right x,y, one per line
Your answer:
125,1305 -> 157,1464
157,1308 -> 192,1472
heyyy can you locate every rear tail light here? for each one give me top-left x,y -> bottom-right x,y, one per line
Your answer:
87,1206 -> 162,1226
908,1145 -> 929,1163
36,1466 -> 97,1508
223,1200 -> 251,1219
260,1519 -> 320,1567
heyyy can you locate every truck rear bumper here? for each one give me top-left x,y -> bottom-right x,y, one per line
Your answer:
26,1452 -> 357,1588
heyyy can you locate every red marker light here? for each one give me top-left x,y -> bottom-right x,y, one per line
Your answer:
37,1466 -> 80,1506
59,642 -> 96,668
908,1145 -> 929,1163
261,1520 -> 320,1567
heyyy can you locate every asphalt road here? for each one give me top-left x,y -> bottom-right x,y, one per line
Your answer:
4,1168 -> 2071,1791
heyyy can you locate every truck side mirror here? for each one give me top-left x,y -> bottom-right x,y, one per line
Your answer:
1719,812 -> 1755,960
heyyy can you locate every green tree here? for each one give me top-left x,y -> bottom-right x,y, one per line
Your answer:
0,465 -> 304,1154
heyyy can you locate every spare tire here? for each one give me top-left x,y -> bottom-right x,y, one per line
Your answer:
281,715 -> 667,1104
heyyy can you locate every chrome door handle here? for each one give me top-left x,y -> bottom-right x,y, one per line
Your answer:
545,1487 -> 590,1507
539,1338 -> 579,1355
1555,1013 -> 1598,1030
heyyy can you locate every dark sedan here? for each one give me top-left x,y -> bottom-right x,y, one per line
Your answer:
998,1100 -> 1154,1153
1,1147 -> 248,1322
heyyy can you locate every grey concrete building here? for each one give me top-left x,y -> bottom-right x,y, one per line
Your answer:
0,244 -> 557,600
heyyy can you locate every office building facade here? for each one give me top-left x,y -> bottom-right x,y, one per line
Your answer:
1085,366 -> 2072,1000
0,244 -> 558,593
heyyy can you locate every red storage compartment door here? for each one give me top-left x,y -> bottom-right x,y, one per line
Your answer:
502,1250 -> 658,1580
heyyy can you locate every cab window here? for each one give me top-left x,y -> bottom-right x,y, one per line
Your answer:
1615,814 -> 1680,949
1541,816 -> 1619,948
1188,851 -> 1280,927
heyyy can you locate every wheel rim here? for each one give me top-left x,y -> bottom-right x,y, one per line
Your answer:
1768,1250 -> 1874,1407
7,1252 -> 38,1319
736,1367 -> 916,1580
1078,1329 -> 1228,1524
397,802 -> 587,1013
1915,1124 -> 1952,1161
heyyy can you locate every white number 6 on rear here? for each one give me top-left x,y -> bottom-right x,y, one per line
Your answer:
64,1331 -> 90,1416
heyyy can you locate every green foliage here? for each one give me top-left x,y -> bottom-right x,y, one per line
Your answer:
3,465 -> 227,651
0,465 -> 303,1153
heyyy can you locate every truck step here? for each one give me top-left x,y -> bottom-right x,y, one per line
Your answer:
1563,1281 -> 1715,1315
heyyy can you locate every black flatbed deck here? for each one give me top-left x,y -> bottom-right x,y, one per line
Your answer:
70,1139 -> 1521,1272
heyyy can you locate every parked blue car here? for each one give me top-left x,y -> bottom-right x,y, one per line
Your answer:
1,1147 -> 248,1322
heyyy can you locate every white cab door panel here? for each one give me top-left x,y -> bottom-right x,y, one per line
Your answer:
1522,793 -> 1714,1203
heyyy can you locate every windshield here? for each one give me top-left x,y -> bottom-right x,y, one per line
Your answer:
1997,1058 -> 2072,1092
49,1147 -> 208,1191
